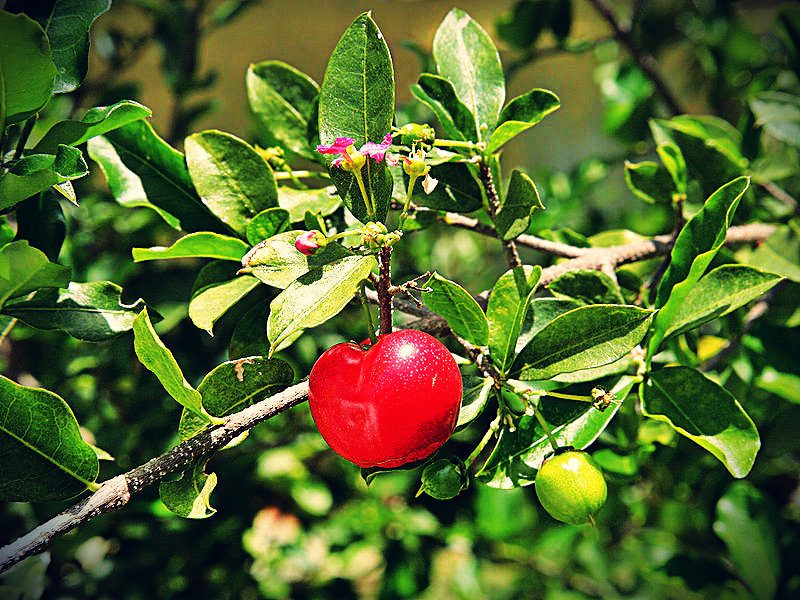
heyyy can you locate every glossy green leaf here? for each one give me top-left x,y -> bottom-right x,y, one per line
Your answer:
496,0 -> 549,49
512,304 -> 653,380
641,366 -> 760,478
0,240 -> 70,308
597,61 -> 654,143
479,377 -> 635,489
410,73 -> 477,141
487,265 -> 542,371
246,208 -> 291,245
278,186 -> 341,223
749,90 -> 800,147
714,482 -> 780,600
417,162 -> 484,213
666,265 -> 782,338
159,459 -> 217,519
649,177 -> 750,357
548,269 -> 625,305
88,121 -> 228,233
240,232 -> 352,289
132,308 -> 214,422
516,298 -> 583,354
656,141 -> 687,194
33,100 -> 151,154
185,130 -> 278,237
457,376 -> 494,429
422,272 -> 489,346
745,222 -> 800,282
27,0 -> 111,93
247,60 -> 319,159
178,356 -> 294,441
496,169 -> 543,240
188,263 -> 260,336
2,281 -> 145,341
0,375 -> 98,501
624,160 -> 674,205
0,145 -> 88,209
132,232 -> 249,262
433,8 -> 505,137
0,11 -> 57,125
268,254 -> 377,355
487,89 -> 560,153
650,116 -> 747,197
318,12 -> 394,222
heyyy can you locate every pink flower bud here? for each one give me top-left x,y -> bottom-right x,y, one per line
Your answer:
295,231 -> 323,256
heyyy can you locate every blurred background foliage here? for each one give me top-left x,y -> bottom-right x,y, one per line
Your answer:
1,0 -> 798,598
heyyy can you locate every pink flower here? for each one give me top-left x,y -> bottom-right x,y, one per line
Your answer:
316,133 -> 397,168
295,231 -> 323,256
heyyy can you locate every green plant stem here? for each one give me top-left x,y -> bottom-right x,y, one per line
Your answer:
398,174 -> 419,229
12,115 -> 37,162
273,170 -> 329,181
465,414 -> 501,469
546,391 -> 594,403
533,408 -> 560,453
433,138 -> 484,152
353,168 -> 375,219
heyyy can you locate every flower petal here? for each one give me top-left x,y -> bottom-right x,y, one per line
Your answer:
317,137 -> 355,154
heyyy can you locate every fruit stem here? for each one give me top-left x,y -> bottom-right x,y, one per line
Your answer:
465,414 -> 501,469
533,408 -> 560,453
376,246 -> 393,334
359,285 -> 377,344
546,391 -> 594,403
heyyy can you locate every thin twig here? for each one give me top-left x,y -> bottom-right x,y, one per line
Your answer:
376,247 -> 394,334
587,0 -> 684,116
478,163 -> 523,269
759,180 -> 799,215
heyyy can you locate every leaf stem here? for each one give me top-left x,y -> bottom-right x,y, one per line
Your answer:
545,391 -> 594,403
273,170 -> 329,181
433,139 -> 485,151
533,407 -> 560,453
465,413 -> 501,469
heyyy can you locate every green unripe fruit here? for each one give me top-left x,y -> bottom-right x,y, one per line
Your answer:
535,450 -> 607,524
419,458 -> 467,500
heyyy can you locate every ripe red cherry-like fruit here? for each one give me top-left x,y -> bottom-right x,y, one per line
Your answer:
308,329 -> 462,468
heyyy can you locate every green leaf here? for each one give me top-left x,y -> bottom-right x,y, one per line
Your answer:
246,207 -> 291,245
433,8 -> 505,137
0,145 -> 88,209
745,222 -> 800,282
623,160 -> 674,205
178,356 -> 294,441
417,162 -> 484,213
318,12 -> 394,223
2,281 -> 146,341
278,186 -> 341,223
246,60 -> 320,159
133,232 -> 249,262
656,141 -> 687,194
649,176 -> 750,357
641,366 -> 760,478
0,240 -> 70,308
714,482 -> 780,600
89,121 -> 228,233
496,0 -> 549,50
548,270 -> 625,305
132,307 -> 214,422
0,375 -> 98,501
665,265 -> 782,338
188,262 -> 260,335
516,298 -> 583,354
33,100 -> 151,154
410,74 -> 477,141
0,11 -> 57,125
749,90 -> 800,147
478,376 -> 635,488
267,254 -> 377,355
30,0 -> 111,93
185,130 -> 279,237
422,272 -> 489,346
159,459 -> 218,519
240,232 -> 353,289
457,376 -> 494,429
495,169 -> 544,240
597,61 -> 654,143
650,116 -> 747,198
512,304 -> 653,380
487,265 -> 542,371
487,89 -> 560,153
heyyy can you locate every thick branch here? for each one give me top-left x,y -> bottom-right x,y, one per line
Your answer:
376,247 -> 394,334
587,0 -> 684,116
0,222 -> 775,573
0,381 -> 309,574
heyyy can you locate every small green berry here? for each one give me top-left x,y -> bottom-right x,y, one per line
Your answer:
535,450 -> 607,524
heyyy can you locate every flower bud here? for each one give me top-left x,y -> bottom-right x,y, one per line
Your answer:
360,222 -> 388,247
402,150 -> 430,178
255,146 -> 285,168
295,231 -> 326,256
338,145 -> 366,172
398,123 -> 435,145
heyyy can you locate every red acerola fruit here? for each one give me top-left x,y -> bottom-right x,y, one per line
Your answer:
308,329 -> 463,468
